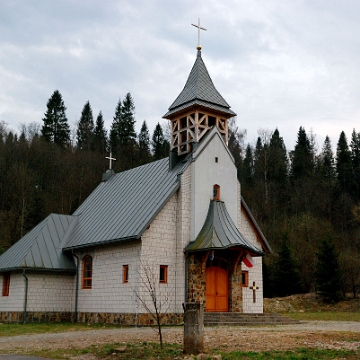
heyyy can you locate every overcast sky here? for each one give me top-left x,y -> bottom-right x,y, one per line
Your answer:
1,0 -> 360,151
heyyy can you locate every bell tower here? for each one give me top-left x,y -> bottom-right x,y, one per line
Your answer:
163,46 -> 236,156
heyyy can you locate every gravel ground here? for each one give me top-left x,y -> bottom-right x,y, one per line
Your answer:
1,321 -> 360,354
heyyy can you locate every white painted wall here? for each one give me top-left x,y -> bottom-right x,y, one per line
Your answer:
191,131 -> 238,240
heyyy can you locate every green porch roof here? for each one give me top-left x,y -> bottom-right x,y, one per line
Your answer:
185,200 -> 265,255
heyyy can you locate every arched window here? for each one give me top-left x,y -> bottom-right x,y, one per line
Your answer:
213,184 -> 220,201
82,255 -> 92,289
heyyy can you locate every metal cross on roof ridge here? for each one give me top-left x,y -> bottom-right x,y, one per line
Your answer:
191,18 -> 207,50
105,150 -> 116,170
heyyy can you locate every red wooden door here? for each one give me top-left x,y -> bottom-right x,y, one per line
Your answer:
205,266 -> 228,312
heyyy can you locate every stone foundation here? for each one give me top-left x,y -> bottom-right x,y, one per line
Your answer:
0,311 -> 183,325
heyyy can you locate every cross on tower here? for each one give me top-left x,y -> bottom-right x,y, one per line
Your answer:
249,281 -> 259,303
105,150 -> 116,170
191,18 -> 207,49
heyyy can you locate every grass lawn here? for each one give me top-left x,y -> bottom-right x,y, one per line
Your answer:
286,312 -> 360,322
25,342 -> 360,360
0,322 -> 119,337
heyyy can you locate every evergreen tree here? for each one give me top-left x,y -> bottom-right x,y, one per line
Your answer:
272,241 -> 302,297
268,129 -> 288,183
227,118 -> 244,180
76,101 -> 94,151
152,122 -> 169,160
318,136 -> 336,181
93,111 -> 107,153
110,93 -> 137,169
350,129 -> 360,199
336,131 -> 353,195
41,90 -> 70,147
315,238 -> 342,302
242,144 -> 254,187
290,127 -> 314,179
138,120 -> 151,164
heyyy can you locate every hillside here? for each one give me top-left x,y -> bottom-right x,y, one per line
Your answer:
264,293 -> 360,313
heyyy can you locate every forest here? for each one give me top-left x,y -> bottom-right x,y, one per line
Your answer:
0,89 -> 359,300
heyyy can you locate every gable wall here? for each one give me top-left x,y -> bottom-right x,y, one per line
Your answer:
191,134 -> 238,239
76,241 -> 141,313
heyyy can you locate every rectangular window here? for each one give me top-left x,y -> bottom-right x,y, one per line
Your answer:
2,273 -> 10,296
159,265 -> 168,283
241,271 -> 249,287
123,265 -> 129,283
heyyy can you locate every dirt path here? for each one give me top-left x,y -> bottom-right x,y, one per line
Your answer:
1,321 -> 360,354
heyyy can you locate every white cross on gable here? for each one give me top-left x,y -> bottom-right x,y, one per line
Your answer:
105,151 -> 116,170
191,18 -> 207,49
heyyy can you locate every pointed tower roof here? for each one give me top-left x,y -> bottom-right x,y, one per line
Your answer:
164,50 -> 236,118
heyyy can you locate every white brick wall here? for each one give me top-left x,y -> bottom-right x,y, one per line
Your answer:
141,192 -> 183,313
76,241 -> 141,313
0,272 -> 74,312
0,273 -> 25,311
27,273 -> 74,312
240,206 -> 264,313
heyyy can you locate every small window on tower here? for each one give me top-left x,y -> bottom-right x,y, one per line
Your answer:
123,265 -> 129,283
159,265 -> 168,283
213,184 -> 220,201
241,271 -> 249,287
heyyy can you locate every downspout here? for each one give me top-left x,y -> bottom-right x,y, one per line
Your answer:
22,270 -> 28,324
72,253 -> 80,323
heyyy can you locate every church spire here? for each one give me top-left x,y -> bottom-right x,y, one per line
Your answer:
163,45 -> 236,156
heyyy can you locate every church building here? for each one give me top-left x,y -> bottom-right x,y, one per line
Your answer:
0,45 -> 271,324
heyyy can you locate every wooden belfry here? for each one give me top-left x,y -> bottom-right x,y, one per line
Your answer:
163,20 -> 236,156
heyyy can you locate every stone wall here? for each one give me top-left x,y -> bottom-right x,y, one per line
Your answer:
187,253 -> 206,306
0,311 -> 183,325
229,266 -> 243,312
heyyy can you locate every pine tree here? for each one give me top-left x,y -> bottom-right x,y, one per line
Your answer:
93,112 -> 107,153
152,122 -> 169,160
41,90 -> 70,147
318,136 -> 336,181
290,126 -> 314,179
269,129 -> 288,183
272,241 -> 302,297
138,120 -> 151,164
110,93 -> 137,169
242,144 -> 254,187
316,238 -> 342,302
76,101 -> 94,151
336,131 -> 353,195
350,129 -> 360,200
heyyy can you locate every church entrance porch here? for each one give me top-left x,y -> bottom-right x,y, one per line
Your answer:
186,251 -> 244,313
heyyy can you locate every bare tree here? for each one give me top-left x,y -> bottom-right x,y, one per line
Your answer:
132,261 -> 171,349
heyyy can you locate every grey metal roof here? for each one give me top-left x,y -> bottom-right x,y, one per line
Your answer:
63,157 -> 190,251
0,214 -> 77,272
185,200 -> 265,255
164,50 -> 236,118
